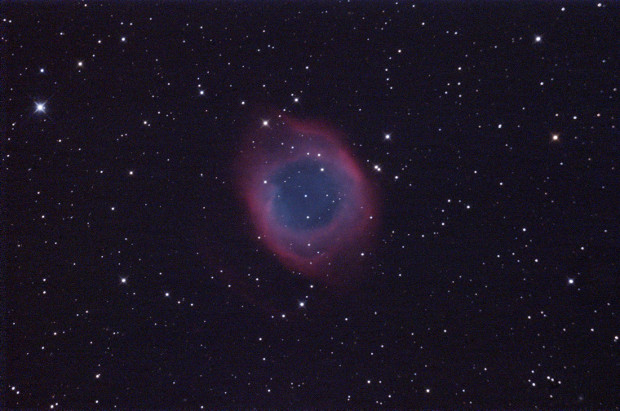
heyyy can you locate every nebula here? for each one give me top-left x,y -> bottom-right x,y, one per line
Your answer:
234,114 -> 380,285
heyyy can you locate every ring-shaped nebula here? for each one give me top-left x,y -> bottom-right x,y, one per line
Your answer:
234,114 -> 380,286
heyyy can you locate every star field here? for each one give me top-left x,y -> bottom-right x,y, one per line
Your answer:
3,2 -> 618,408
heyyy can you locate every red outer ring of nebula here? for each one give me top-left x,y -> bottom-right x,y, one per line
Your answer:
234,113 -> 380,286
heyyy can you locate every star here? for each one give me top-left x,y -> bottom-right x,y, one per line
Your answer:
551,133 -> 559,141
535,35 -> 542,43
384,133 -> 391,140
261,119 -> 269,127
35,102 -> 46,113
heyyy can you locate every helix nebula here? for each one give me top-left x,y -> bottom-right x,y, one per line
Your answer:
234,114 -> 380,286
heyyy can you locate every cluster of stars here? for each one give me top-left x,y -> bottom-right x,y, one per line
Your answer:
7,3 -> 616,409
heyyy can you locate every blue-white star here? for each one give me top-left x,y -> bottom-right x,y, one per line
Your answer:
35,102 -> 46,113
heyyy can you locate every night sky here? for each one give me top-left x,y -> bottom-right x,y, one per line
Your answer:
3,2 -> 619,408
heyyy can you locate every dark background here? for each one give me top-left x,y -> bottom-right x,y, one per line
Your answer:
3,1 -> 618,408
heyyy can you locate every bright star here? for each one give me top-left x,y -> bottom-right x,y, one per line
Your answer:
35,102 -> 46,113
535,35 -> 542,43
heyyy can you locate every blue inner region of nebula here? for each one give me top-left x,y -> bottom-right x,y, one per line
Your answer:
271,159 -> 342,231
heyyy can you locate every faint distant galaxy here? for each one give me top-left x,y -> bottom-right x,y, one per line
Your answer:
234,113 -> 380,286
